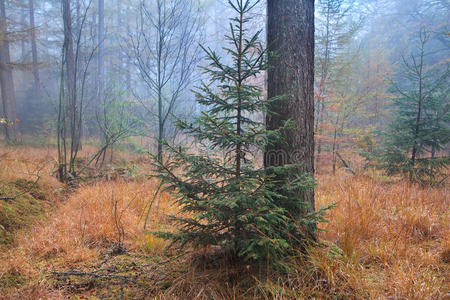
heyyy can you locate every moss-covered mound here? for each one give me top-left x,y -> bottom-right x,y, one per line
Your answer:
0,181 -> 47,245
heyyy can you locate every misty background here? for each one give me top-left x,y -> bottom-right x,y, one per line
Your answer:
1,0 -> 448,167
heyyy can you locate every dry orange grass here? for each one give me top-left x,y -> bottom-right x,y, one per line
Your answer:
0,146 -> 61,196
1,143 -> 448,299
312,172 -> 449,299
1,178 -> 175,272
0,177 -> 177,298
0,143 -> 169,297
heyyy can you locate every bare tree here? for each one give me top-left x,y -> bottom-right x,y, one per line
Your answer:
410,28 -> 428,170
130,0 -> 202,162
0,0 -> 17,142
57,0 -> 95,182
314,0 -> 359,167
116,0 -> 123,85
29,0 -> 40,92
97,0 -> 104,107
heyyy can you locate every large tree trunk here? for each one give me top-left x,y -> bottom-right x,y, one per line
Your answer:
266,0 -> 315,211
0,0 -> 17,142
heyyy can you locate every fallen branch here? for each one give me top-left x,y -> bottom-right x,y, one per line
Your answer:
335,151 -> 356,175
51,270 -> 135,281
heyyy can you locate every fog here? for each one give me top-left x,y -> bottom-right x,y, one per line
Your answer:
1,0 -> 448,159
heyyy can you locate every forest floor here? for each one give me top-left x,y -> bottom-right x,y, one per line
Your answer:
0,143 -> 448,299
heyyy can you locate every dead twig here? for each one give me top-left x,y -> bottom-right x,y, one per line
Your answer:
51,270 -> 135,281
334,151 -> 356,175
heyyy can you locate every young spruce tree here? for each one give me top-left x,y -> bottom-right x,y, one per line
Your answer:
380,27 -> 449,185
152,0 -> 324,264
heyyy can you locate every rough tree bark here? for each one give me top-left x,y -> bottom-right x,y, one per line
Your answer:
0,0 -> 17,142
266,0 -> 315,212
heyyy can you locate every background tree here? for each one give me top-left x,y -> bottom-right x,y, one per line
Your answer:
97,0 -> 104,110
379,27 -> 449,184
29,0 -> 40,94
0,0 -> 446,181
57,0 -> 96,182
129,0 -> 203,162
0,0 -> 17,142
314,0 -> 360,166
89,94 -> 143,168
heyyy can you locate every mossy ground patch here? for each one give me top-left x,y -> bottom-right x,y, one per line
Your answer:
0,182 -> 47,245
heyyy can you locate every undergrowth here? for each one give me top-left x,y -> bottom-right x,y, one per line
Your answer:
0,144 -> 448,299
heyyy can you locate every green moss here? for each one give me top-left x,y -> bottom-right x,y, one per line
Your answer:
160,281 -> 172,290
12,179 -> 49,200
0,183 -> 45,245
0,272 -> 27,288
